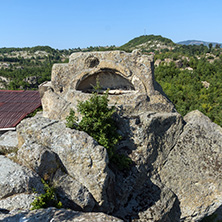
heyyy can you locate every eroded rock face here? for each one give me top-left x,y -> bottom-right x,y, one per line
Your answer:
111,111 -> 184,220
160,110 -> 222,221
14,110 -> 184,221
0,156 -> 43,199
40,50 -> 175,120
17,116 -> 115,213
14,107 -> 222,221
0,155 -> 44,211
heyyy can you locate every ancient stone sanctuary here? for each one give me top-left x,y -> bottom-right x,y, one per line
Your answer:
40,50 -> 174,120
0,50 -> 221,222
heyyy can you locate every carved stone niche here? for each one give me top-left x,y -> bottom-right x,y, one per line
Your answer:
40,50 -> 174,120
76,68 -> 135,93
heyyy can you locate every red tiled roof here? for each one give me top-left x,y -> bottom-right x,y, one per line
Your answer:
0,90 -> 41,129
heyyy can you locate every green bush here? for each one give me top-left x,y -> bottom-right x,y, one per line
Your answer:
66,85 -> 132,170
31,179 -> 62,210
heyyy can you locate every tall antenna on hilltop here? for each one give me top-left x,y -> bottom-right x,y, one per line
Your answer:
144,28 -> 146,36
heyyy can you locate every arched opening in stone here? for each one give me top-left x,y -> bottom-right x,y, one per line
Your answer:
76,68 -> 135,94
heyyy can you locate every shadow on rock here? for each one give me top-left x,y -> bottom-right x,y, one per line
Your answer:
110,113 -> 182,221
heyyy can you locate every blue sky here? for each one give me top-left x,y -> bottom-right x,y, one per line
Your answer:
1,0 -> 222,49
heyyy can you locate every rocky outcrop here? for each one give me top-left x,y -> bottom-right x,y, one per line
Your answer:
17,116 -> 115,213
17,142 -> 61,180
40,50 -> 175,120
0,51 -> 222,221
2,108 -> 220,221
24,76 -> 39,87
111,111 -> 184,220
160,110 -> 222,221
0,76 -> 9,89
15,108 -> 186,220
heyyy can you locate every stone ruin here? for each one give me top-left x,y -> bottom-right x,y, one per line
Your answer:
40,50 -> 175,120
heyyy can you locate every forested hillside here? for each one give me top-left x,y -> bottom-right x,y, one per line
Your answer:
0,46 -> 68,89
153,39 -> 222,127
0,35 -> 221,127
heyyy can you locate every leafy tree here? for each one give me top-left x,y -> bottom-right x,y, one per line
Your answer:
215,43 -> 221,49
208,43 -> 213,52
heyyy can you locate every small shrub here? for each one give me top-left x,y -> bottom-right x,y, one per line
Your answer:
65,108 -> 78,129
31,179 -> 62,210
26,106 -> 43,118
66,83 -> 132,170
207,56 -> 214,60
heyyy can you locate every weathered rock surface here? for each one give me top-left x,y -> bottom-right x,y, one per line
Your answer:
135,180 -> 181,222
40,50 -> 175,120
0,156 -> 43,199
17,142 -> 61,180
0,193 -> 37,211
17,115 -> 115,212
110,111 -> 184,220
0,155 -> 43,211
0,131 -> 18,155
53,169 -> 96,211
115,111 -> 184,172
15,106 -> 222,221
160,110 -> 222,221
0,207 -> 123,222
114,176 -> 181,222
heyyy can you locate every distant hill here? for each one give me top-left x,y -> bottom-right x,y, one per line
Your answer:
119,35 -> 176,52
177,40 -> 222,47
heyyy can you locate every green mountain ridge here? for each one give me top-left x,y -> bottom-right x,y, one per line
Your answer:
119,35 -> 176,52
1,35 -> 220,54
177,40 -> 222,47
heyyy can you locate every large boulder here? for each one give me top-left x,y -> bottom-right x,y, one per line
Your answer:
159,110 -> 222,221
0,155 -> 44,211
115,111 -> 184,172
17,142 -> 61,180
110,111 -> 184,221
17,115 -> 115,212
16,137 -> 96,212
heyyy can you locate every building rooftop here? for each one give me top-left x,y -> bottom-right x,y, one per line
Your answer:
0,90 -> 41,129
